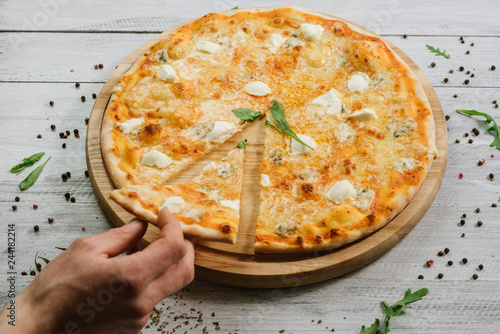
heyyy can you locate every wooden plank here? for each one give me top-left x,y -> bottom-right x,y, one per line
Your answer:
0,0 -> 499,36
1,32 -> 499,87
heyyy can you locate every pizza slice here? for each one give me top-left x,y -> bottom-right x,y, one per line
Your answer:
109,146 -> 245,243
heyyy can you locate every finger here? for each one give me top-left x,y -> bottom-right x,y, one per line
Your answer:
88,219 -> 148,257
126,242 -> 141,255
142,239 -> 195,304
120,209 -> 187,279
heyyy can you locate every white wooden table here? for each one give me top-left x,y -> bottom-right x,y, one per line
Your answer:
1,1 -> 499,332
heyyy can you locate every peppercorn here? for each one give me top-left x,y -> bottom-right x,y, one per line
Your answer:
12,205 -> 17,211
492,203 -> 497,207
48,218 -> 54,223
495,104 -> 499,109
85,118 -> 89,125
75,82 -> 80,88
92,93 -> 97,99
81,96 -> 86,102
50,124 -> 56,130
445,115 -> 450,121
21,271 -> 27,276
444,78 -> 449,83
438,273 -> 443,279
403,34 -> 407,39
471,73 -> 475,77
475,208 -> 480,213
455,139 -> 460,143
444,248 -> 450,254
49,100 -> 54,106
37,134 -> 42,139
59,132 -> 65,138
466,70 -> 471,74
62,143 -> 66,149
466,51 -> 470,55
431,62 -> 436,68
461,40 -> 464,44
459,66 -> 464,71
82,227 -> 86,232
34,225 -> 39,232
418,275 -> 424,279
461,233 -> 465,238
453,94 -> 458,98
472,128 -> 480,136
61,173 -> 68,181
30,270 -> 36,276
458,173 -> 464,179
494,100 -> 498,104
65,130 -> 70,136
15,196 -> 20,202
472,274 -> 478,280
33,204 -> 38,209
71,197 -> 76,203
99,64 -> 104,69
84,170 -> 89,177
94,64 -> 99,70
478,159 -> 485,166
488,173 -> 494,180
450,69 -> 454,73
65,192 -> 70,200
448,260 -> 453,266
426,260 -> 434,267
459,219 -> 465,226
492,65 -> 496,71
437,251 -> 444,256
462,213 -> 467,218
477,221 -> 483,226
66,172 -> 71,178
470,42 -> 474,46
468,139 -> 473,144
462,258 -> 468,264
464,79 -> 469,85
460,36 -> 464,40
478,264 -> 484,270
464,132 -> 469,137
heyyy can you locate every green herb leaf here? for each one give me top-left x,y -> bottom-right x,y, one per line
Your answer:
359,319 -> 380,334
38,256 -> 51,264
381,288 -> 429,334
231,108 -> 262,122
231,6 -> 238,9
19,156 -> 51,191
359,288 -> 429,334
266,100 -> 315,150
236,139 -> 247,149
426,44 -> 450,59
10,152 -> 45,173
55,247 -> 67,251
456,109 -> 500,151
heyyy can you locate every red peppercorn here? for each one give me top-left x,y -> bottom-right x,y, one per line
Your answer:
65,130 -> 70,136
470,42 -> 475,46
82,227 -> 86,232
458,173 -> 464,179
449,70 -> 454,73
33,204 -> 38,209
426,260 -> 434,267
466,70 -> 470,74
453,94 -> 458,98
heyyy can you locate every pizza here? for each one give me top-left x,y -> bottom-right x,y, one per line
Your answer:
101,6 -> 438,253
109,147 -> 245,243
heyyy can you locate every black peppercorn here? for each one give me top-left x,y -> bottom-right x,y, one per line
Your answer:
85,118 -> 89,125
472,274 -> 478,280
49,100 -> 54,106
444,78 -> 449,83
459,66 -> 464,71
62,143 -> 66,149
448,260 -> 453,266
30,270 -> 36,276
459,219 -> 465,226
464,79 -> 469,85
21,271 -> 27,276
445,115 -> 450,121
461,233 -> 465,238
472,128 -> 479,136
85,170 -> 89,177
492,65 -> 496,71
475,208 -> 480,213
48,218 -> 54,223
418,275 -> 424,279
478,264 -> 484,270
81,96 -> 86,102
61,173 -> 68,181
431,62 -> 436,68
468,139 -> 473,144
65,192 -> 70,200
71,197 -> 76,203
455,139 -> 460,143
470,73 -> 475,77
34,225 -> 39,232
37,134 -> 42,139
437,250 -> 444,256
438,273 -> 443,279
444,248 -> 450,254
462,258 -> 468,264
92,93 -> 97,99
403,34 -> 407,39
59,132 -> 65,138
462,213 -> 467,218
466,51 -> 470,55
51,124 -> 56,130
75,82 -> 80,88
477,221 -> 483,227
66,172 -> 71,178
15,196 -> 20,202
492,203 -> 497,207
12,205 -> 17,211
99,64 -> 104,69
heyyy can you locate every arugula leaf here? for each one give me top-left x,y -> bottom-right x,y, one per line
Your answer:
231,108 -> 262,122
360,319 -> 380,334
426,44 -> 450,59
10,152 -> 45,173
456,109 -> 500,151
359,288 -> 429,334
236,139 -> 247,149
381,288 -> 429,334
266,100 -> 315,150
19,156 -> 51,191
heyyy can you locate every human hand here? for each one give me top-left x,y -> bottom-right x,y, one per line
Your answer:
1,209 -> 194,334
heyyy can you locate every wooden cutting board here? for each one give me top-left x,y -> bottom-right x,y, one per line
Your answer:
86,6 -> 448,288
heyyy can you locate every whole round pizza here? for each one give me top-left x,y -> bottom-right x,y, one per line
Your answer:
101,6 -> 438,254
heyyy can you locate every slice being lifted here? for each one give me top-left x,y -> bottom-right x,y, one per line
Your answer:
110,147 -> 245,243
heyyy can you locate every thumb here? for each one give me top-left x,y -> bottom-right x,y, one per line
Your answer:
91,219 -> 148,257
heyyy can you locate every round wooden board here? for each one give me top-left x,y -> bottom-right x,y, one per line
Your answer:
86,6 -> 448,288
